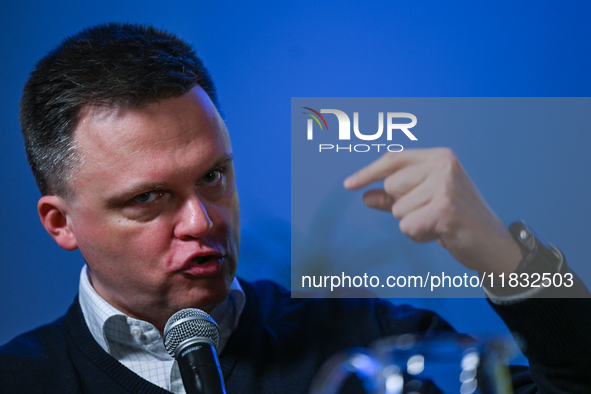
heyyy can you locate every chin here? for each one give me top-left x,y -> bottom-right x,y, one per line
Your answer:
179,282 -> 231,313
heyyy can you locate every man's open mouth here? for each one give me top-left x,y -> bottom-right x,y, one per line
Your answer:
191,256 -> 222,265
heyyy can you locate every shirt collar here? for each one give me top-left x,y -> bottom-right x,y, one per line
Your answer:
78,264 -> 245,355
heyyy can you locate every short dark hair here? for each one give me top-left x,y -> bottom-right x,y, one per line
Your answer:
20,22 -> 219,198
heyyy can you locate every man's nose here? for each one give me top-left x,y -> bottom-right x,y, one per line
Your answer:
174,195 -> 213,240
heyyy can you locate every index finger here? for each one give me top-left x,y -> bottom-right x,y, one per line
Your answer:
343,148 -> 438,190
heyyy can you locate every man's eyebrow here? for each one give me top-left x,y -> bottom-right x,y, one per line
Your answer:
105,154 -> 234,206
211,154 -> 234,168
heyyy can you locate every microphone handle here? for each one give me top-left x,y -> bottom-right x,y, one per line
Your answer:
177,341 -> 227,394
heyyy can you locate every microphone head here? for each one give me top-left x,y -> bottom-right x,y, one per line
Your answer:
163,308 -> 220,357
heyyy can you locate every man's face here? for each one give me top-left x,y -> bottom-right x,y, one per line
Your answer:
64,86 -> 239,330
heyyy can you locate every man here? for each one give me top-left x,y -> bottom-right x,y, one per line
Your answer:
1,22 -> 590,393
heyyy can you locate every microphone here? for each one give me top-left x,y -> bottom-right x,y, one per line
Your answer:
163,309 -> 227,394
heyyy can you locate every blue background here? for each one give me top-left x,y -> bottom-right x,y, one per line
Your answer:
1,1 -> 590,368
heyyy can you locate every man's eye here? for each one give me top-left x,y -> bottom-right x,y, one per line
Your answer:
202,170 -> 222,184
133,192 -> 158,204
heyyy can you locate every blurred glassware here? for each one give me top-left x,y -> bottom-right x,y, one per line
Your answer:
310,333 -> 517,394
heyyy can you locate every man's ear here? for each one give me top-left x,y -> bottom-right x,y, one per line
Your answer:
38,195 -> 78,251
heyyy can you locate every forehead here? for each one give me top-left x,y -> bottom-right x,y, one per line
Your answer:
70,86 -> 231,199
74,86 -> 229,157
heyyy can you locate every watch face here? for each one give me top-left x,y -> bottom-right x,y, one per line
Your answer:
510,221 -> 561,276
509,221 -> 535,251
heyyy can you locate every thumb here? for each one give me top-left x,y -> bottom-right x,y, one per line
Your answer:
362,189 -> 396,212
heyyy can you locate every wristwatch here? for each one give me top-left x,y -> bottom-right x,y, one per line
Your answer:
508,220 -> 562,275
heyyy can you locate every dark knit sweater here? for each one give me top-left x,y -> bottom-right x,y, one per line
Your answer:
1,279 -> 590,393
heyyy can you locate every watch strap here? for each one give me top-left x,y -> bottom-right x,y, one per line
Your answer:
508,220 -> 561,275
